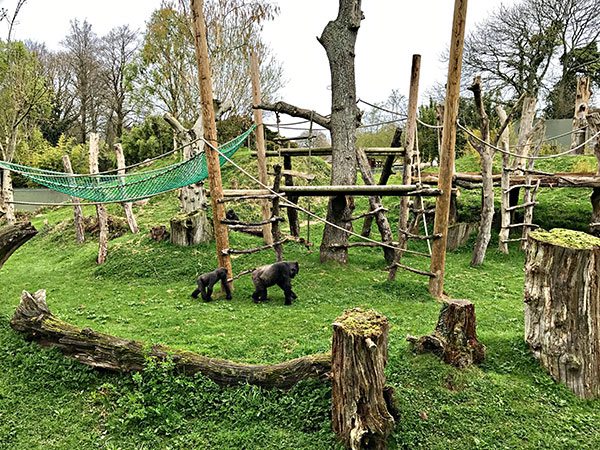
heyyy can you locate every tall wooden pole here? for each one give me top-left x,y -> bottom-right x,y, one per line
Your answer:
114,144 -> 139,234
429,0 -> 469,298
62,155 -> 85,244
190,0 -> 232,283
398,55 -> 421,249
250,49 -> 274,245
89,133 -> 109,265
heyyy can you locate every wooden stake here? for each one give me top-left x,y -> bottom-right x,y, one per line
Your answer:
572,76 -> 591,153
429,0 -> 469,298
250,49 -> 274,244
190,0 -> 232,284
62,154 -> 85,244
114,144 -> 139,234
398,54 -> 421,251
88,133 -> 109,264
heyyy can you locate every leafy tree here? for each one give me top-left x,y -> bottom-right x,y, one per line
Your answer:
0,40 -> 50,222
120,115 -> 174,165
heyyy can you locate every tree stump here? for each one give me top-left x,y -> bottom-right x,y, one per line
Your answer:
332,308 -> 395,450
446,222 -> 478,251
0,222 -> 37,269
170,211 -> 214,246
407,300 -> 485,368
524,228 -> 600,398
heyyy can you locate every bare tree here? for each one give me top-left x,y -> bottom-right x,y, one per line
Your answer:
62,19 -> 103,143
99,25 -> 139,145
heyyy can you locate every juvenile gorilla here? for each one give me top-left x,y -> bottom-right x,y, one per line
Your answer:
191,268 -> 232,302
251,261 -> 299,305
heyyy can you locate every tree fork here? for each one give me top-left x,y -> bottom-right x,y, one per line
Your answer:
190,0 -> 232,286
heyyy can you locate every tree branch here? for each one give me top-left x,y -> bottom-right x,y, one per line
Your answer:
254,101 -> 331,130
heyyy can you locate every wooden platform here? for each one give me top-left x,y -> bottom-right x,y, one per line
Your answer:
254,147 -> 405,158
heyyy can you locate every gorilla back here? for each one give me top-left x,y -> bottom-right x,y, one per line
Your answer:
251,261 -> 299,305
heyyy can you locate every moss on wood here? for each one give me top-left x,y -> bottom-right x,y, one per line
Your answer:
530,228 -> 600,250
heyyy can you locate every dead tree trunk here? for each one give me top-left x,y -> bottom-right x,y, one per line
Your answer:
1,168 -> 15,224
524,229 -> 600,399
407,299 -> 486,368
114,144 -> 139,234
361,127 -> 402,237
571,77 -> 591,154
515,96 -> 537,171
62,155 -> 86,244
332,308 -> 395,449
318,0 -> 363,264
89,133 -> 109,264
11,289 -> 331,389
588,113 -> 600,236
468,77 -> 494,267
356,149 -> 395,264
0,222 -> 37,269
164,113 -> 213,245
283,155 -> 301,237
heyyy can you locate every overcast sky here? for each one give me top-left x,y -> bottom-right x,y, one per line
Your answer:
2,0 -> 516,120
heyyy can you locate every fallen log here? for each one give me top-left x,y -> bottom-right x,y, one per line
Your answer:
0,222 -> 37,269
10,290 -> 331,389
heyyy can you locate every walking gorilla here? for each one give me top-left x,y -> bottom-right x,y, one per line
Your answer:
251,261 -> 299,305
191,268 -> 232,302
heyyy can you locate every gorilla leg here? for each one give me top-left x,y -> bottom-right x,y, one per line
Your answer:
252,281 -> 267,303
277,280 -> 296,305
221,279 -> 232,300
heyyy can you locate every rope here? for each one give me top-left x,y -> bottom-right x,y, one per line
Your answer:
200,137 -> 419,254
458,122 -> 600,160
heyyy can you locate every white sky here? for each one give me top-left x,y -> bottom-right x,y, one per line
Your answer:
2,0 -> 516,118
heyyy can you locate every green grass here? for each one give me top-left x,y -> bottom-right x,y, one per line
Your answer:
1,152 -> 600,449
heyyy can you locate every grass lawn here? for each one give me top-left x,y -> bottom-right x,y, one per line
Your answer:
1,152 -> 599,449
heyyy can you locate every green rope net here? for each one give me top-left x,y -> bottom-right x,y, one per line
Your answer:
0,126 -> 255,203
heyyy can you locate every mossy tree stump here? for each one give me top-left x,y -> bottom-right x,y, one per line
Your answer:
525,228 -> 600,398
331,308 -> 395,450
407,299 -> 485,368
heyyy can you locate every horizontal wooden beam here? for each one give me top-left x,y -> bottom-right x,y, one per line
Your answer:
280,185 -> 442,197
256,147 -> 406,158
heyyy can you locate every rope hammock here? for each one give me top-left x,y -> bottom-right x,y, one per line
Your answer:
0,126 -> 255,203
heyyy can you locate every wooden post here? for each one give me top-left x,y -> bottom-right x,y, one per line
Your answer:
250,49 -> 274,244
497,106 -> 511,254
525,229 -> 600,398
571,76 -> 591,154
429,0 -> 469,298
283,154 -> 300,237
114,144 -> 139,234
190,0 -> 232,284
331,308 -> 395,449
407,299 -> 485,368
88,133 -> 109,265
398,55 -> 421,251
62,155 -> 85,244
271,164 -> 284,261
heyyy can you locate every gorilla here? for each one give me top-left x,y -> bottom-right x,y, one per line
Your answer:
251,261 -> 299,305
191,268 -> 232,302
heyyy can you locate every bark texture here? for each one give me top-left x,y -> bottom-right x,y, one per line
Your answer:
89,133 -> 109,264
407,299 -> 485,368
468,77 -> 494,267
11,290 -> 331,390
446,222 -> 478,251
164,113 -> 213,245
571,77 -> 591,153
62,155 -> 86,244
170,211 -> 214,246
0,222 -> 37,269
524,229 -> 600,398
318,0 -> 363,264
332,308 -> 394,450
114,143 -> 139,234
